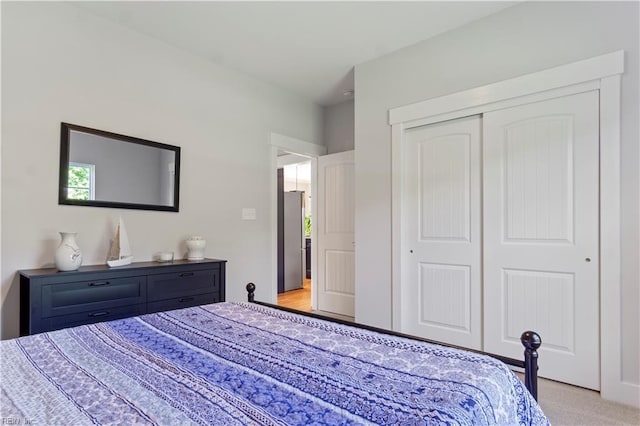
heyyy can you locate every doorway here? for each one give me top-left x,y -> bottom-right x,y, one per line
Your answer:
269,133 -> 326,309
277,158 -> 313,312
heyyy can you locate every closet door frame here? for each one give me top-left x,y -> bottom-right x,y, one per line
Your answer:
389,51 -> 631,405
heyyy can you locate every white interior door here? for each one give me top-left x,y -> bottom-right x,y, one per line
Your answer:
483,91 -> 600,390
316,150 -> 355,317
401,116 -> 482,349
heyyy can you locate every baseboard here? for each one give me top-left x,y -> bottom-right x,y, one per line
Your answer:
602,380 -> 640,408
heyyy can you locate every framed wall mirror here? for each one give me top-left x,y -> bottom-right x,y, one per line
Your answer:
59,123 -> 181,212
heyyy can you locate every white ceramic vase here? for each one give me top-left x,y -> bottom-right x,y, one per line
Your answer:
55,232 -> 82,271
185,236 -> 206,260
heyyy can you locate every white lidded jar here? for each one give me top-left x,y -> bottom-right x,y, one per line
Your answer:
185,236 -> 206,260
55,232 -> 82,271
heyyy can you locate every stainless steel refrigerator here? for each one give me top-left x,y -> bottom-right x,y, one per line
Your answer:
279,190 -> 305,291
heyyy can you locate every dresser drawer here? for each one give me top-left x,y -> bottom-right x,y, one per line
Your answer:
41,276 -> 146,318
147,292 -> 219,314
147,268 -> 219,302
37,304 -> 146,334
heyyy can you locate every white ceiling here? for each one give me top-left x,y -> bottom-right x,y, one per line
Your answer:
72,1 -> 516,106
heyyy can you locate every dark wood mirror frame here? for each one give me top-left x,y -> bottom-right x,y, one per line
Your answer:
59,122 -> 181,212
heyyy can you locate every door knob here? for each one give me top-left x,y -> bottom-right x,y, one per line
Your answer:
585,258 -> 591,262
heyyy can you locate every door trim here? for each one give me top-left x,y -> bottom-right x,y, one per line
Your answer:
390,51 -> 634,406
389,51 -> 623,125
270,133 -> 326,306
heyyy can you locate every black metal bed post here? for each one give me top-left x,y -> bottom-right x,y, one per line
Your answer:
246,282 -> 256,303
521,331 -> 542,401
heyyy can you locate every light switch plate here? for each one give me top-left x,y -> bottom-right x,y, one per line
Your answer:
242,208 -> 257,220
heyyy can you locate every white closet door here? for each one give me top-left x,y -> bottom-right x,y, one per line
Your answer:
316,150 -> 355,317
483,91 -> 600,390
402,116 -> 482,349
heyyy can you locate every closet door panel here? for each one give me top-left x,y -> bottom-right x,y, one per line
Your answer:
402,116 -> 482,350
483,91 -> 600,390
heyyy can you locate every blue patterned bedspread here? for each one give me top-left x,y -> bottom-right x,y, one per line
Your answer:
1,302 -> 548,425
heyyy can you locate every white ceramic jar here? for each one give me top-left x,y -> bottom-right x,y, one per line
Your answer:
55,232 -> 83,271
185,236 -> 206,260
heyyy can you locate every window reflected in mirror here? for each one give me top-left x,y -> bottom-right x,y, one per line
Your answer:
67,162 -> 95,201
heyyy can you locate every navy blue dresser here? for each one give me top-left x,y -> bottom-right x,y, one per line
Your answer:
19,258 -> 226,336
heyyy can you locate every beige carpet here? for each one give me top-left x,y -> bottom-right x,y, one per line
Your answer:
535,377 -> 640,425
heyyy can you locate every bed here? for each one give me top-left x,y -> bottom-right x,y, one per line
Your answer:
1,284 -> 548,425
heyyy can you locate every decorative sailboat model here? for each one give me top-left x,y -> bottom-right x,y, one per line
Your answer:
107,217 -> 133,267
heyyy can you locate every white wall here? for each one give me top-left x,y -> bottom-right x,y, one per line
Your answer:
355,0 -> 639,397
0,2 -> 324,338
324,100 -> 354,154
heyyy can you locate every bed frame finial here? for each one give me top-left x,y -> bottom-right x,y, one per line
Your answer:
246,282 -> 256,302
521,331 -> 542,401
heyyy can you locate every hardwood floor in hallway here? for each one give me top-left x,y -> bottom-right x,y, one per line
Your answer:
277,278 -> 312,312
